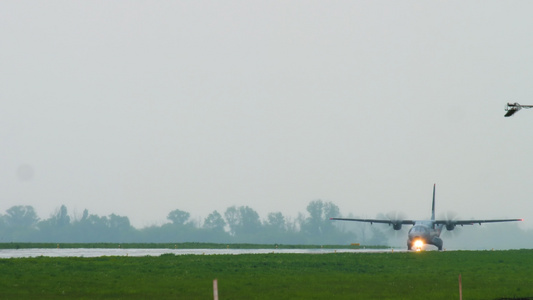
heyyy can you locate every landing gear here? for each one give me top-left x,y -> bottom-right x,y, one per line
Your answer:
433,237 -> 443,251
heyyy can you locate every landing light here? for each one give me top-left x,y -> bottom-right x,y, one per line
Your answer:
413,240 -> 424,252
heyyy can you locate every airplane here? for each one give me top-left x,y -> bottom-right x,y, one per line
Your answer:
330,185 -> 523,251
505,102 -> 533,117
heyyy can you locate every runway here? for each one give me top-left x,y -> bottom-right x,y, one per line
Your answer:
0,248 -> 406,258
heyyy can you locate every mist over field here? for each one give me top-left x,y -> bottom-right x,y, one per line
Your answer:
2,1 -> 532,249
0,202 -> 530,250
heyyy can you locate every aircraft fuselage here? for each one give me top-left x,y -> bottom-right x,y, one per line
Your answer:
407,221 -> 443,250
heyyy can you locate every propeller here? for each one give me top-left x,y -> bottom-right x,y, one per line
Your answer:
439,211 -> 462,237
385,211 -> 407,234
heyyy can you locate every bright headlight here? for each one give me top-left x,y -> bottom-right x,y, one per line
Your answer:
413,240 -> 424,250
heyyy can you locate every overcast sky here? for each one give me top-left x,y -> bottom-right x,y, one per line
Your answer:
1,1 -> 532,229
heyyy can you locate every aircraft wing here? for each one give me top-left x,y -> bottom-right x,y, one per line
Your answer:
330,218 -> 416,225
434,218 -> 523,226
505,109 -> 520,117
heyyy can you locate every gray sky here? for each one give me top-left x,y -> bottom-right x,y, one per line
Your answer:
2,1 -> 532,229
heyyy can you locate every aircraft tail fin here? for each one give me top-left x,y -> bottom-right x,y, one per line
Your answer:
431,184 -> 436,221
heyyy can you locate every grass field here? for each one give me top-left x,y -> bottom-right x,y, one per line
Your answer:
0,248 -> 531,299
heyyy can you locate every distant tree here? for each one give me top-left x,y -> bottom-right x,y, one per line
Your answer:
108,214 -> 131,230
204,210 -> 226,232
3,205 -> 40,241
52,205 -> 70,227
259,211 -> 297,244
368,225 -> 388,246
107,214 -> 135,241
84,214 -> 110,237
301,200 -> 351,244
5,205 -> 39,229
36,205 -> 73,242
224,206 -> 262,238
81,209 -> 89,222
67,211 -> 113,242
167,209 -> 190,225
224,206 -> 240,236
265,212 -> 286,231
0,214 -> 7,241
239,206 -> 261,235
303,200 -> 327,235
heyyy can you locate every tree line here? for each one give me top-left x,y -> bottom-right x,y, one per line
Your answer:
3,200 -> 529,249
0,200 -> 387,245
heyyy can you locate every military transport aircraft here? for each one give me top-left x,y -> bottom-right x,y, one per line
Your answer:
330,185 -> 523,250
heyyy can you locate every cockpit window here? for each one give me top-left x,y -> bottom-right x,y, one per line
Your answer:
409,226 -> 428,234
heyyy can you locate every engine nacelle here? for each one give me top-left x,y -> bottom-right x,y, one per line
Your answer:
393,223 -> 402,230
446,223 -> 455,231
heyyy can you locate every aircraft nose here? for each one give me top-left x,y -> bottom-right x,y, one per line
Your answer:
410,234 -> 422,241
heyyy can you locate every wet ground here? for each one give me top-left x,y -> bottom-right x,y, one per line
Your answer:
0,247 -> 406,258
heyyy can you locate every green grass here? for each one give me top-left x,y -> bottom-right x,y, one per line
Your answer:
0,249 -> 531,299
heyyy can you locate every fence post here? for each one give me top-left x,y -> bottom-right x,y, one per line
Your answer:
458,274 -> 462,300
213,279 -> 218,300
